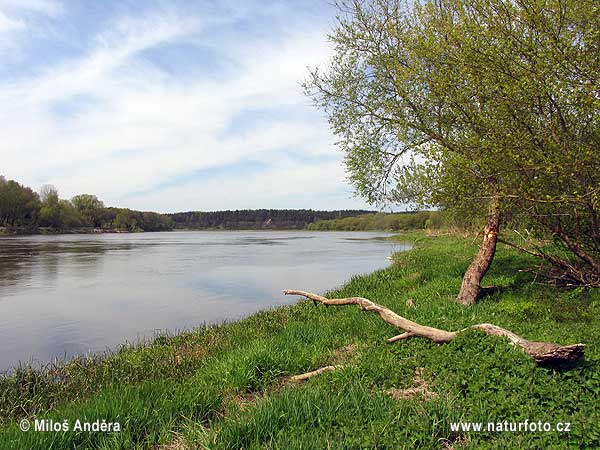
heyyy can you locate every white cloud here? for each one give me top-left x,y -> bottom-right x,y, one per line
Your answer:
0,0 -> 62,17
0,11 -> 23,32
0,3 -> 369,211
135,157 -> 357,212
0,0 -> 63,59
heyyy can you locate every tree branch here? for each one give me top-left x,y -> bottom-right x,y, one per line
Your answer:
288,365 -> 343,382
284,290 -> 585,366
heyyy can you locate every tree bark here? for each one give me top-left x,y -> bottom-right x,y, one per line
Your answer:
284,290 -> 585,366
457,195 -> 501,305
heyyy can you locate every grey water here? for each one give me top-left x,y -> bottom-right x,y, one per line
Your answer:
0,231 -> 408,373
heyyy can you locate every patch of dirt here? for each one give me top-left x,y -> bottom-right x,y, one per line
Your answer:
171,345 -> 209,365
441,433 -> 470,449
385,367 -> 438,401
404,272 -> 422,283
158,435 -> 188,450
329,342 -> 363,365
227,390 -> 269,411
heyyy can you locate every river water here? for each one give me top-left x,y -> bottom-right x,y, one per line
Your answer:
0,231 -> 407,372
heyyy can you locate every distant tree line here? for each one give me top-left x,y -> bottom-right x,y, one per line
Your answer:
0,176 -> 173,233
168,209 -> 373,230
308,211 -> 443,231
0,176 -> 377,233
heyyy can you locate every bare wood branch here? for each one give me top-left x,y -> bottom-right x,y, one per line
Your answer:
284,289 -> 456,343
289,365 -> 343,382
387,332 -> 414,343
284,290 -> 585,366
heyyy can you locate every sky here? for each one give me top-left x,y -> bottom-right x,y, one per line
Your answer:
0,0 -> 377,213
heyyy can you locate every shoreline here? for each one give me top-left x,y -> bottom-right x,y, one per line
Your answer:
0,227 -> 406,237
0,226 -> 139,236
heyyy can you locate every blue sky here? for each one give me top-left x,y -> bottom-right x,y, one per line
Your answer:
0,0 -> 375,212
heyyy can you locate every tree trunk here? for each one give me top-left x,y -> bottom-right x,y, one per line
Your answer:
457,195 -> 500,305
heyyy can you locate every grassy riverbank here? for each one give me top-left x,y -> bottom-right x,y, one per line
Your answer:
0,232 -> 598,449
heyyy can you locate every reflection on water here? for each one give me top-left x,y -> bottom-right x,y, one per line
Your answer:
0,231 -> 408,372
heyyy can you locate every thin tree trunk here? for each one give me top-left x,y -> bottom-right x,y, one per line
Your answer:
554,224 -> 600,273
457,195 -> 500,305
589,201 -> 600,252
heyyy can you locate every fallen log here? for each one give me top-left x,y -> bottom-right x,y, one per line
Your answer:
283,290 -> 584,366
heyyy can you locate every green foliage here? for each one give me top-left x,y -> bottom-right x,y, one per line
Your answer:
168,209 -> 373,230
306,0 -> 600,285
0,233 -> 598,448
71,194 -> 104,212
39,187 -> 87,229
71,194 -> 105,227
308,211 -> 444,231
0,178 -> 370,234
0,175 -> 174,233
113,209 -> 139,232
0,176 -> 40,228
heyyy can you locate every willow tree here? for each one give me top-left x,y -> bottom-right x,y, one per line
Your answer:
0,177 -> 40,227
72,194 -> 105,228
406,0 -> 600,287
305,0 -> 600,303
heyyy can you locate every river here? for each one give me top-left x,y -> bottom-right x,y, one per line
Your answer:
0,231 -> 408,372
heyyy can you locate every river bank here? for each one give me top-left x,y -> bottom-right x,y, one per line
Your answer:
0,232 -> 598,449
0,226 -> 138,236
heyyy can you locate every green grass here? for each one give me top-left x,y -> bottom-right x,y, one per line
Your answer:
0,232 -> 598,449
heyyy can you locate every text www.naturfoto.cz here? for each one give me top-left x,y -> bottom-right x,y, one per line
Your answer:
450,420 -> 571,433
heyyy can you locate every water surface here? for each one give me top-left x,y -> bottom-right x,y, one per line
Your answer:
0,231 -> 407,372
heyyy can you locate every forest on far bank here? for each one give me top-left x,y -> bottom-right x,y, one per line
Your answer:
0,176 -> 173,233
308,211 -> 443,231
1,175 -> 434,233
167,209 -> 374,230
